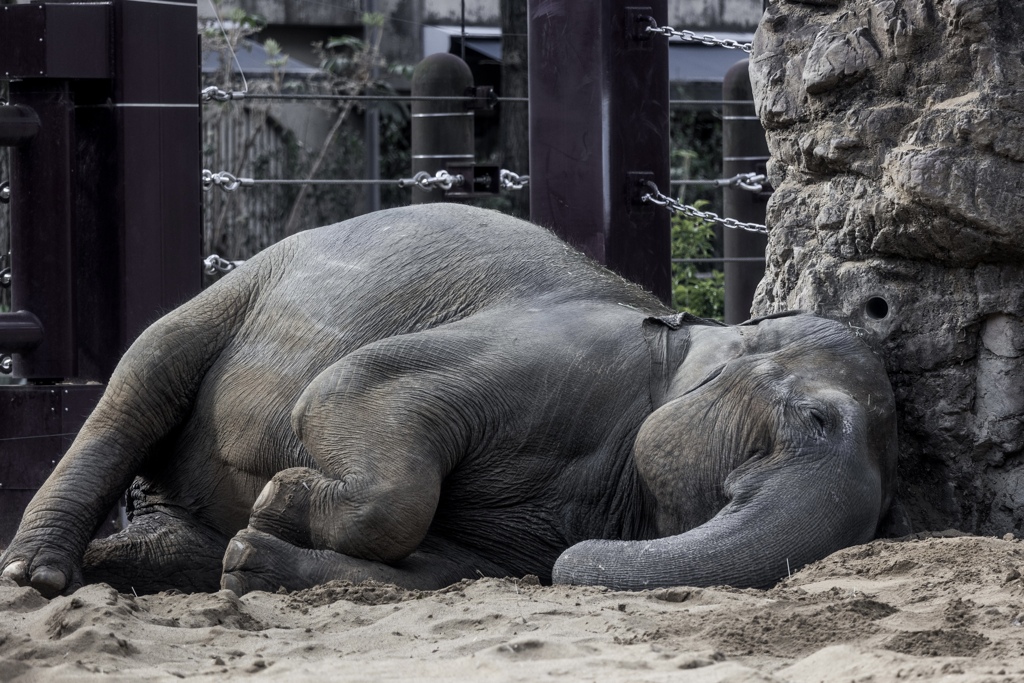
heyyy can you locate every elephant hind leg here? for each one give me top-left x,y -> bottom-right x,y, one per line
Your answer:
220,528 -> 510,595
83,506 -> 229,595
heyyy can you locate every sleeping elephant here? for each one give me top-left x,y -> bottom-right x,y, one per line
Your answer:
0,204 -> 898,598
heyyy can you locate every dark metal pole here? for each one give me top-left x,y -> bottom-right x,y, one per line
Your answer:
528,0 -> 671,303
112,0 -> 201,347
364,0 -> 381,214
722,59 -> 770,324
410,53 -> 474,205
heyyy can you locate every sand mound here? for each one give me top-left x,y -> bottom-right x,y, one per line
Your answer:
2,534 -> 1023,681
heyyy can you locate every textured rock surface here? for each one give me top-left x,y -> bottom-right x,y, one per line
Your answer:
749,0 -> 1024,534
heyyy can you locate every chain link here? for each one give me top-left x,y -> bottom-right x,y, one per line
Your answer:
0,180 -> 9,204
719,172 -> 766,192
397,170 -> 465,192
203,254 -> 244,275
642,17 -> 753,53
642,181 -> 768,234
201,169 -> 530,193
0,267 -> 10,288
201,86 -> 246,102
0,356 -> 11,375
672,172 -> 767,190
499,169 -> 529,191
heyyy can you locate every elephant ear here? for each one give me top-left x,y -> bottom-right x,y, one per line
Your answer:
644,311 -> 727,331
642,312 -> 727,407
737,309 -> 805,326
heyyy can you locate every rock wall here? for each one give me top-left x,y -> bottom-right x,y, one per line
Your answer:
749,0 -> 1024,535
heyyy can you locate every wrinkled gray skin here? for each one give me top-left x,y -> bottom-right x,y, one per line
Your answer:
0,205 -> 898,598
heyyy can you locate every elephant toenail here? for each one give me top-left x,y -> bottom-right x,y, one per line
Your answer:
253,481 -> 278,511
223,538 -> 254,573
2,560 -> 27,582
220,573 -> 245,595
30,567 -> 67,598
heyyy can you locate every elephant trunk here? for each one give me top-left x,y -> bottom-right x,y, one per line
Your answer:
552,448 -> 882,590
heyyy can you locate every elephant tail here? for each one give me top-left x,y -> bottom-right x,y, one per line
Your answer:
1,265 -> 260,597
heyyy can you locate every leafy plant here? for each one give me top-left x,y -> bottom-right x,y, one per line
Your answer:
671,202 -> 724,320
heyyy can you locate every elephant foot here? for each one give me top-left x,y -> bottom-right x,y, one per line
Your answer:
83,507 -> 228,595
1,554 -> 82,600
1,531 -> 86,599
245,467 -> 322,549
221,527 -> 508,595
219,528 -> 302,594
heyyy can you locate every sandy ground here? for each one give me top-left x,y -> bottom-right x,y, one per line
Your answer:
2,532 -> 1024,682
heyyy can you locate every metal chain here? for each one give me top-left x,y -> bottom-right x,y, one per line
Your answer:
203,254 -> 243,275
397,170 -> 465,192
201,86 -> 245,102
673,172 -> 766,191
200,86 -> 524,105
0,180 -> 9,204
642,181 -> 768,234
0,267 -> 10,288
499,169 -> 529,191
642,18 -> 753,53
0,356 -> 11,375
203,169 -> 467,193
723,172 -> 766,192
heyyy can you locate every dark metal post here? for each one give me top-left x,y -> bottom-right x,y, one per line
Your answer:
722,59 -> 770,324
528,0 -> 671,303
364,0 -> 381,214
0,0 -> 201,545
113,0 -> 201,347
410,53 -> 475,205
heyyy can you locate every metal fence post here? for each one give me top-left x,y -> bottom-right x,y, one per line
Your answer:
113,0 -> 201,350
0,0 -> 200,546
722,59 -> 770,324
410,53 -> 475,204
528,0 -> 671,303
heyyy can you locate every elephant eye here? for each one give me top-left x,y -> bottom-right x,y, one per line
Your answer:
805,405 -> 832,433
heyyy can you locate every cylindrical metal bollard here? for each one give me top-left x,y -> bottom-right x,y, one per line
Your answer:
0,311 -> 44,354
410,53 -> 475,204
723,59 -> 770,324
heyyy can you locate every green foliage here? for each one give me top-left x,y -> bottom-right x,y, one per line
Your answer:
671,202 -> 724,320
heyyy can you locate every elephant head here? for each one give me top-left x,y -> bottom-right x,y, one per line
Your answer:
553,312 -> 897,589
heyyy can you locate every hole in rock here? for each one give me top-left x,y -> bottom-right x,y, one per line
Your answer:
865,296 -> 889,320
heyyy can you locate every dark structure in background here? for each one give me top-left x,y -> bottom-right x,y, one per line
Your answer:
722,60 -> 770,324
527,0 -> 671,304
410,53 -> 475,205
0,0 -> 200,545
